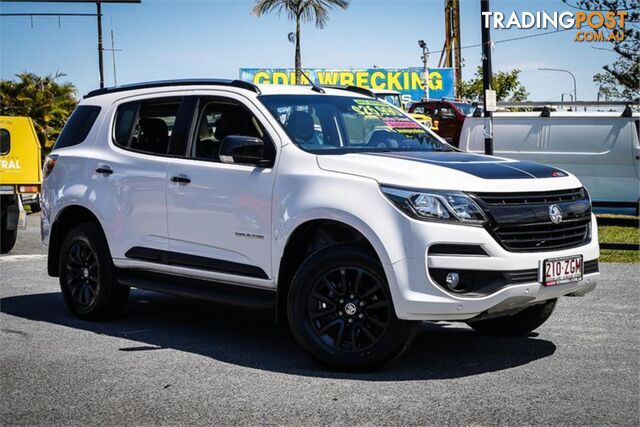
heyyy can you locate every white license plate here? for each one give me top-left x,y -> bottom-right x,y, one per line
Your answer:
543,255 -> 583,286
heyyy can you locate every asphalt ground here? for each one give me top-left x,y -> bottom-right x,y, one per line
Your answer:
1,214 -> 639,426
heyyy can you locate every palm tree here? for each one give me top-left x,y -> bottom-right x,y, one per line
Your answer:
252,0 -> 350,85
0,72 -> 77,157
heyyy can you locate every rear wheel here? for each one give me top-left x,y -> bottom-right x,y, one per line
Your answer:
466,299 -> 557,336
287,244 -> 417,371
0,224 -> 17,253
59,223 -> 129,319
1,195 -> 19,253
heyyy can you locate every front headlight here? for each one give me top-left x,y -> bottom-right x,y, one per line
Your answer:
381,186 -> 487,225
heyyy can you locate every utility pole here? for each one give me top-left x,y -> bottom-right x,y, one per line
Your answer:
480,0 -> 494,155
96,1 -> 105,89
439,0 -> 462,96
419,40 -> 429,100
0,0 -> 139,90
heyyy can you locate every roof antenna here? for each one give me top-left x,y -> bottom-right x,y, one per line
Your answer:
300,71 -> 325,93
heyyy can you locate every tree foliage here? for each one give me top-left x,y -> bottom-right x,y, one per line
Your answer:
0,72 -> 77,152
458,67 -> 529,102
565,0 -> 639,100
252,0 -> 350,84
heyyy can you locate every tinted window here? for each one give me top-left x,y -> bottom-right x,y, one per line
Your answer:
0,129 -> 9,155
114,102 -> 138,147
113,99 -> 181,155
54,106 -> 101,149
192,99 -> 272,163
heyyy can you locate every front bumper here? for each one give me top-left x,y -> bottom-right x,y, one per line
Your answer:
385,214 -> 600,321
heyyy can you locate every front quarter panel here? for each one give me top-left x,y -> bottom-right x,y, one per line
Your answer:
272,145 -> 413,281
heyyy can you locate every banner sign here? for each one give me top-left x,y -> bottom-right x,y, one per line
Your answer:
239,67 -> 455,101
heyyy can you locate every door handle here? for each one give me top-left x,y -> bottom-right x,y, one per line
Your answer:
95,166 -> 113,175
170,174 -> 191,184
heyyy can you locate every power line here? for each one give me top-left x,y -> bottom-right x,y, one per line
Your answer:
430,28 -> 574,55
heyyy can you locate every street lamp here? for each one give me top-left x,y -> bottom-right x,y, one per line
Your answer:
539,67 -> 577,102
418,40 -> 429,100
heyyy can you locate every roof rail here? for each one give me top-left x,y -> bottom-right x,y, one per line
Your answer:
496,100 -> 639,108
324,85 -> 375,98
84,79 -> 261,98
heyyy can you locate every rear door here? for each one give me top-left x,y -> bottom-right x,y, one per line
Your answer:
94,95 -> 196,260
166,92 -> 278,285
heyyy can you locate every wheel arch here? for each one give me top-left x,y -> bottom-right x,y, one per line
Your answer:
47,205 -> 108,277
275,216 -> 393,321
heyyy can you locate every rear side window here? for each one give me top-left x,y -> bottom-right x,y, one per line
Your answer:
113,98 -> 181,155
54,105 -> 101,149
0,129 -> 9,155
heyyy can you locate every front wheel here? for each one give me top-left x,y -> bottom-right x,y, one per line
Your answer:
59,223 -> 129,319
287,244 -> 417,371
466,299 -> 557,336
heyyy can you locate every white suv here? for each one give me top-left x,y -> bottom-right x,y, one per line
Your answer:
42,80 -> 600,370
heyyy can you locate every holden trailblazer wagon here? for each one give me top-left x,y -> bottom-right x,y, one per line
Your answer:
41,80 -> 600,370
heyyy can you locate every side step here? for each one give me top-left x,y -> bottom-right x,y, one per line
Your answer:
116,269 -> 276,310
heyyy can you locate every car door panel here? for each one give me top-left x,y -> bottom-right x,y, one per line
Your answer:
166,93 -> 278,283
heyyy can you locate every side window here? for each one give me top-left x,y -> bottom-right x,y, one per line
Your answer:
191,99 -> 272,164
114,98 -> 181,155
413,106 -> 425,114
0,129 -> 9,155
54,105 -> 101,149
440,106 -> 455,120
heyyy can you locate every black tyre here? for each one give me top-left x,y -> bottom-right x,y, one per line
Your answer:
1,220 -> 17,254
59,223 -> 129,319
467,299 -> 557,336
287,244 -> 417,371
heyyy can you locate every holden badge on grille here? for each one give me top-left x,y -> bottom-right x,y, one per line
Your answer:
549,204 -> 563,224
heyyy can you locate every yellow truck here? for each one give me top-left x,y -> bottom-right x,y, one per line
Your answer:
0,116 -> 42,253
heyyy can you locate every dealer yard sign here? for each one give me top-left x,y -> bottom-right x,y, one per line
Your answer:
239,68 -> 455,101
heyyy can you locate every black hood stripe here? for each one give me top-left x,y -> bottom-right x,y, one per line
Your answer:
366,152 -> 564,180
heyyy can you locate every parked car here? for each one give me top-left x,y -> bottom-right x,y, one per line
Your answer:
459,111 -> 640,213
371,89 -> 433,129
409,98 -> 478,146
42,80 -> 599,370
0,116 -> 42,253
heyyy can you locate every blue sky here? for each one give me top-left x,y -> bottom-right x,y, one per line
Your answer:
0,0 -> 620,100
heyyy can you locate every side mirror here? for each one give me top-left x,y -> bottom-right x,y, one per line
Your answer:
219,135 -> 272,167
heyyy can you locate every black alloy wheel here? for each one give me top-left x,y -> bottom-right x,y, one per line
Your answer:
307,266 -> 391,353
64,240 -> 100,307
288,244 -> 417,371
59,223 -> 129,319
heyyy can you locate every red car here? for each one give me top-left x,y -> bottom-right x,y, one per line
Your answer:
408,99 -> 478,147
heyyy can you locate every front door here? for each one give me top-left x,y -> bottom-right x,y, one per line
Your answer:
166,94 -> 278,283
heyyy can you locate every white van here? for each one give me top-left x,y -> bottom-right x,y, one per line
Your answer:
459,111 -> 640,212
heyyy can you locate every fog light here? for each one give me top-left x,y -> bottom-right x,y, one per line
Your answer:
445,272 -> 460,289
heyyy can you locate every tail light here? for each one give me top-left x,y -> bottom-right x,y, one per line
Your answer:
43,155 -> 58,179
18,185 -> 40,193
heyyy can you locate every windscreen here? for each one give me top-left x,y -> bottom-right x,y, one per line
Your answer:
453,102 -> 476,116
259,94 -> 451,154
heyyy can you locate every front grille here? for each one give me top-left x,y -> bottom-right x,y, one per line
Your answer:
492,217 -> 591,252
476,187 -> 585,206
504,269 -> 538,284
473,188 -> 591,252
584,259 -> 599,274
